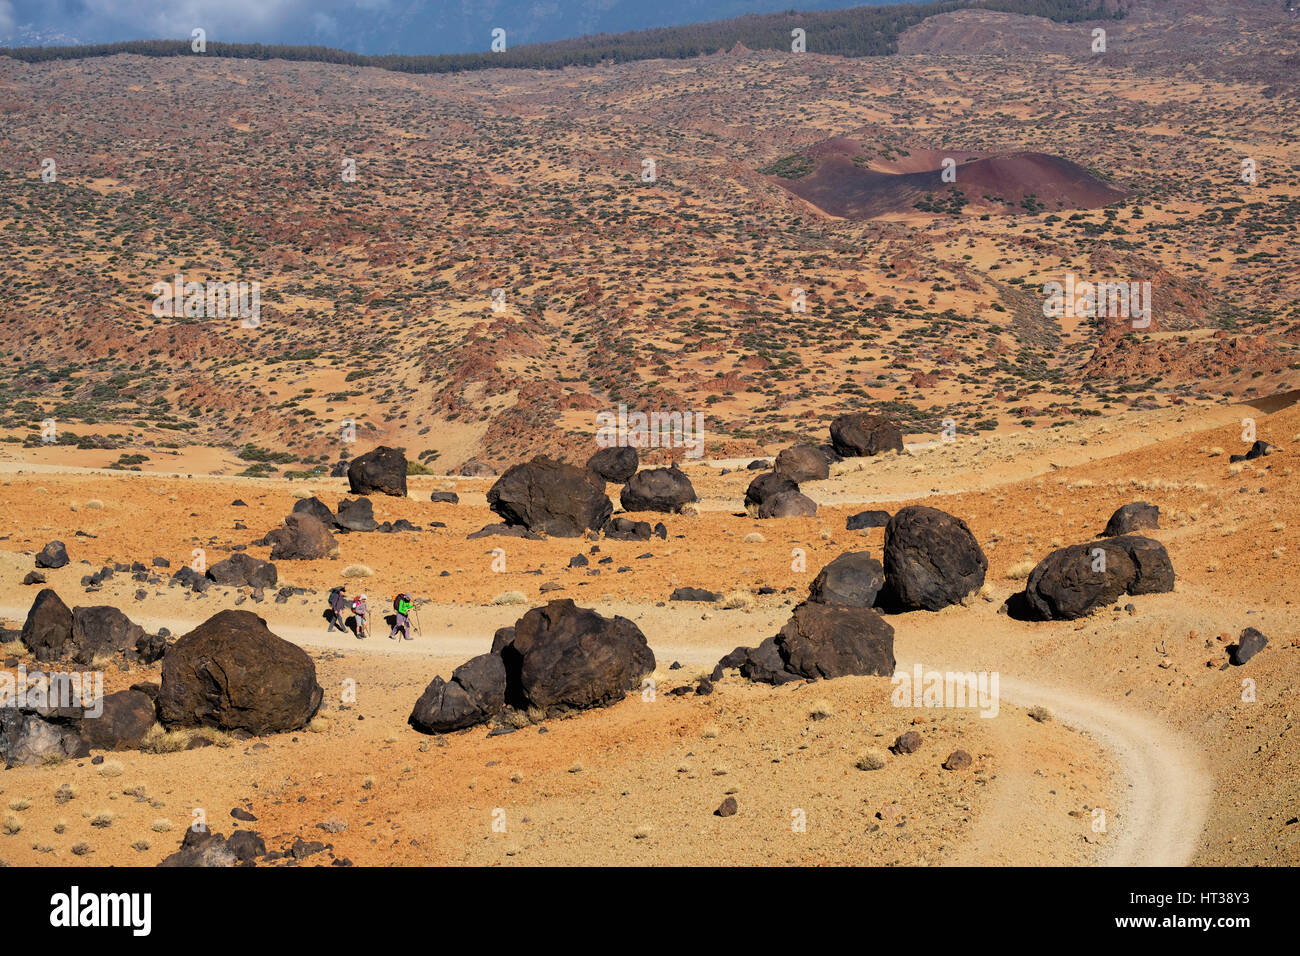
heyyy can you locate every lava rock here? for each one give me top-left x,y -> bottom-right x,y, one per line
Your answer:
830,413 -> 903,458
808,551 -> 885,608
487,456 -> 613,537
158,609 -> 323,735
882,506 -> 987,611
347,446 -> 408,497
586,445 -> 639,483
620,466 -> 698,514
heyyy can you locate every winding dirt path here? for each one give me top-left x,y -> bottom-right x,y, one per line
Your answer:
3,602 -> 1212,866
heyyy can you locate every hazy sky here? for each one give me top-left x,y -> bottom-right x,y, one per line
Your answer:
0,0 -> 893,54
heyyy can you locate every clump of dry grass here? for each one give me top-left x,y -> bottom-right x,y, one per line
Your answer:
140,725 -> 234,754
855,749 -> 888,771
7,799 -> 30,812
721,590 -> 753,610
743,532 -> 765,543
342,564 -> 373,578
809,700 -> 834,720
3,814 -> 22,835
1028,705 -> 1053,723
97,760 -> 124,778
1005,559 -> 1037,579
490,591 -> 527,606
150,819 -> 173,833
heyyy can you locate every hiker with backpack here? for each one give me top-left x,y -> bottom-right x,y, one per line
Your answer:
327,586 -> 348,633
390,593 -> 414,641
352,593 -> 369,640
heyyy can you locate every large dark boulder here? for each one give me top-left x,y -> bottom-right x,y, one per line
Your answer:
80,689 -> 157,751
620,466 -> 697,514
335,497 -> 378,532
71,606 -> 146,665
266,513 -> 335,560
1022,536 -> 1172,621
1023,540 -> 1136,621
409,653 -> 507,733
207,552 -> 278,589
774,444 -> 830,483
506,599 -> 655,713
20,589 -> 74,662
830,413 -> 903,458
744,472 -> 798,511
809,552 -> 885,608
291,496 -> 335,526
883,506 -> 987,611
1103,501 -> 1159,536
347,446 -> 408,497
723,602 -> 895,684
777,602 -> 896,680
158,610 -> 323,735
736,636 -> 801,685
586,446 -> 639,483
487,456 -> 613,537
758,490 -> 818,518
0,708 -> 90,768
35,540 -> 69,569
1119,535 -> 1176,594
460,459 -> 496,477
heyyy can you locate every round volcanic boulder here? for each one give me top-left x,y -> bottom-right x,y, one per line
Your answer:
460,459 -> 496,477
773,444 -> 830,483
883,506 -> 987,611
291,496 -> 335,527
503,599 -> 655,713
20,589 -> 74,662
158,610 -> 324,735
335,497 -> 378,532
745,471 -> 799,512
586,446 -> 639,483
35,540 -> 69,569
830,413 -> 904,458
266,513 -> 335,560
1103,501 -> 1160,536
776,602 -> 896,681
808,552 -> 885,608
70,606 -> 146,665
1023,539 -> 1139,621
487,456 -> 613,537
620,466 -> 697,514
758,490 -> 818,518
409,653 -> 507,733
206,552 -> 278,590
80,689 -> 157,751
347,446 -> 408,497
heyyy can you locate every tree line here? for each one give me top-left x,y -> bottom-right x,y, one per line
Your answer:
0,1 -> 1128,74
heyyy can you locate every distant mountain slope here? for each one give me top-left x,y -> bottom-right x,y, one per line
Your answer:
0,0 -> 1128,72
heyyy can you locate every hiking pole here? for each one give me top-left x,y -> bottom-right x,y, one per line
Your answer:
413,602 -> 423,637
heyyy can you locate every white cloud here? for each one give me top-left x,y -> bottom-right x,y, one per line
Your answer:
0,0 -> 16,37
